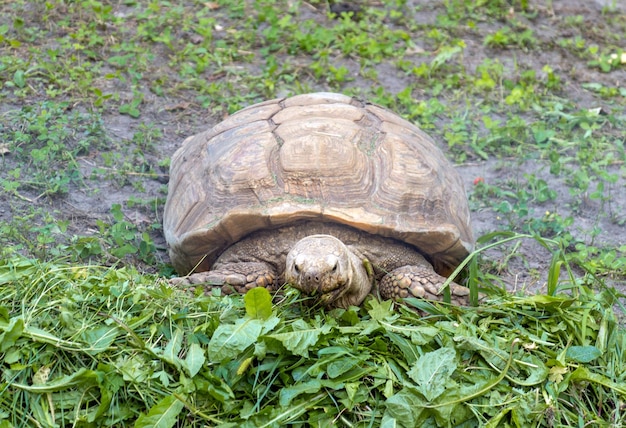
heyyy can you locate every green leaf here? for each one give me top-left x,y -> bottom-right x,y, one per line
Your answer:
12,368 -> 102,393
368,299 -> 395,321
386,331 -> 420,365
0,317 -> 24,352
566,346 -> 602,363
570,367 -> 626,395
279,379 -> 322,406
409,325 -> 440,345
13,69 -> 25,88
193,372 -> 234,403
119,103 -> 141,118
408,347 -> 457,401
209,319 -> 263,362
269,319 -> 331,357
184,343 -> 205,377
208,315 -> 279,362
162,328 -> 183,367
383,388 -> 425,428
244,287 -> 273,320
134,395 -> 184,428
327,356 -> 361,379
80,326 -> 120,355
508,354 -> 549,386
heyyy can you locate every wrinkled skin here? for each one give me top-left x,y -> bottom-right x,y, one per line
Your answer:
170,222 -> 470,308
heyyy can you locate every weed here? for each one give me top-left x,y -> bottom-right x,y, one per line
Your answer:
471,175 -> 572,238
132,122 -> 163,153
484,26 -> 537,50
0,102 -> 107,198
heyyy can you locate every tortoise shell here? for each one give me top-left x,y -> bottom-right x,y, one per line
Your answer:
164,92 -> 474,277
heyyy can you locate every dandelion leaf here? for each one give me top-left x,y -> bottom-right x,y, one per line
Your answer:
184,343 -> 206,377
244,287 -> 272,320
80,326 -> 121,355
566,345 -> 602,363
134,394 -> 184,428
209,315 -> 279,362
408,347 -> 457,401
269,319 -> 331,357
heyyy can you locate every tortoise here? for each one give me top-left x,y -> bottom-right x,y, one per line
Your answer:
164,92 -> 474,309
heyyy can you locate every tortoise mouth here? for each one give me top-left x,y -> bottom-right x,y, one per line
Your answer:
295,279 -> 347,308
317,281 -> 349,307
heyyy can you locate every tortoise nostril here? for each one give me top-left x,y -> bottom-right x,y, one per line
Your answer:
304,272 -> 320,283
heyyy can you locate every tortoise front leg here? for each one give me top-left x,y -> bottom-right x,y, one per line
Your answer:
169,262 -> 277,295
378,265 -> 470,306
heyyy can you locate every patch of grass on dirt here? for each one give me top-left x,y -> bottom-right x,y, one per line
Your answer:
0,102 -> 107,199
1,247 -> 624,427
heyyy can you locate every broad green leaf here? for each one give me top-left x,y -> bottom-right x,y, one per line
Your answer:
327,356 -> 361,379
386,331 -> 420,365
566,346 -> 602,363
368,299 -> 395,321
162,328 -> 184,367
507,354 -> 549,386
278,379 -> 322,407
512,294 -> 576,310
269,319 -> 331,357
383,388 -> 426,428
408,347 -> 457,401
0,259 -> 38,284
244,287 -> 273,320
80,326 -> 120,355
134,395 -> 184,428
209,318 -> 263,362
192,371 -> 234,403
0,317 -> 24,352
409,325 -> 440,345
455,335 -> 510,370
13,69 -> 25,88
184,343 -> 205,377
380,417 -> 399,428
120,355 -> 150,382
570,367 -> 626,395
208,315 -> 279,362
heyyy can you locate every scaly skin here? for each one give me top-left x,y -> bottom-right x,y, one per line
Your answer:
170,222 -> 471,308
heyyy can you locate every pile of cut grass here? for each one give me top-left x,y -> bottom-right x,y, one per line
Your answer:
0,250 -> 624,427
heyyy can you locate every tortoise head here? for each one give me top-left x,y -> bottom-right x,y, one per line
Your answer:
285,234 -> 372,308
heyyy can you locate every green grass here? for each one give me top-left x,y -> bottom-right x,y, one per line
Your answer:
1,246 -> 624,427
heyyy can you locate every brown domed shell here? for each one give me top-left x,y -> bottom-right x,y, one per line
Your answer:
164,92 -> 474,276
